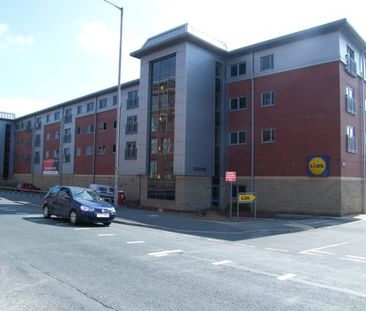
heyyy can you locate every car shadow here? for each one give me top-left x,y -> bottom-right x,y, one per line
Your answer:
22,216 -> 110,228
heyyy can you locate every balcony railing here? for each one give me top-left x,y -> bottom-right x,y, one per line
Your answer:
125,123 -> 138,134
63,134 -> 72,143
64,115 -> 72,124
346,96 -> 356,115
126,97 -> 139,110
125,148 -> 137,160
347,135 -> 357,153
346,57 -> 357,78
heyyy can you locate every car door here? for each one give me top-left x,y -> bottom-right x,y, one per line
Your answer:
56,188 -> 73,218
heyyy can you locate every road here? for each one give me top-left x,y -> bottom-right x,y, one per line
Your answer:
1,197 -> 366,310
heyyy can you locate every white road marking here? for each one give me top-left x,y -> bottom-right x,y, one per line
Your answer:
74,228 -> 91,231
148,214 -> 159,217
98,234 -> 115,237
300,242 -> 349,256
148,250 -> 183,257
265,248 -> 289,253
212,260 -> 233,266
206,238 -> 224,243
235,243 -> 255,248
340,255 -> 366,263
126,241 -> 145,244
277,273 -> 297,281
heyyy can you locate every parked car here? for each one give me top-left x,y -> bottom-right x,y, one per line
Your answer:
16,183 -> 41,191
43,186 -> 116,226
88,184 -> 114,202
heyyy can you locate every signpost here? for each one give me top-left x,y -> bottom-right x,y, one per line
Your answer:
225,171 -> 236,218
237,192 -> 256,219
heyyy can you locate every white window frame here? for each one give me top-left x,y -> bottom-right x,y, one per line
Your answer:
230,96 -> 247,111
229,130 -> 247,145
260,54 -> 274,71
261,91 -> 275,107
261,128 -> 275,144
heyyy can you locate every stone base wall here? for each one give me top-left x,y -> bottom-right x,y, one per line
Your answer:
140,175 -> 212,211
222,176 -> 364,216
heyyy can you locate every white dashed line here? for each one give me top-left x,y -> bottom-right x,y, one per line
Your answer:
235,243 -> 255,248
212,260 -> 233,266
265,248 -> 289,253
277,273 -> 296,281
126,241 -> 145,244
98,234 -> 115,237
74,228 -> 91,231
148,250 -> 183,257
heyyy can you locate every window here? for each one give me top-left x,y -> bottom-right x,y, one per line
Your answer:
230,97 -> 247,111
126,115 -> 138,134
127,90 -> 139,109
346,85 -> 356,115
231,185 -> 246,197
99,122 -> 107,131
162,137 -> 171,153
113,120 -> 117,129
151,138 -> 158,154
45,150 -> 49,159
65,108 -> 72,116
64,128 -> 71,143
230,65 -> 238,77
261,91 -> 275,107
35,134 -> 41,147
76,147 -> 81,157
34,151 -> 40,164
86,146 -> 93,156
54,112 -> 60,120
346,46 -> 357,77
87,102 -> 94,112
76,127 -> 82,135
54,131 -> 60,139
112,144 -> 116,153
125,141 -> 137,160
113,95 -> 118,106
230,131 -> 247,145
54,149 -> 59,158
77,105 -> 83,114
346,124 -> 356,153
46,114 -> 50,122
63,148 -> 71,162
87,124 -> 94,134
230,62 -> 246,77
99,98 -> 107,109
98,145 -> 106,154
261,128 -> 275,144
260,54 -> 274,71
46,132 -> 51,141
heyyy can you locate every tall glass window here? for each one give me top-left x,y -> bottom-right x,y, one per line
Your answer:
148,55 -> 176,200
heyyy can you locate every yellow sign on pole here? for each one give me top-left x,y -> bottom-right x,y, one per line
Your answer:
238,193 -> 256,203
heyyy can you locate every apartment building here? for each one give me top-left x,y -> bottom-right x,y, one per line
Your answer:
6,18 -> 366,216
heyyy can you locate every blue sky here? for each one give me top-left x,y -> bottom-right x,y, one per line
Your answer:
1,0 -> 366,117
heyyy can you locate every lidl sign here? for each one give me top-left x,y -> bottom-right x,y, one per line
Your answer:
307,155 -> 329,177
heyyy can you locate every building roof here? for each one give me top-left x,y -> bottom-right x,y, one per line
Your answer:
15,79 -> 140,121
229,18 -> 366,57
132,19 -> 366,60
130,24 -> 228,58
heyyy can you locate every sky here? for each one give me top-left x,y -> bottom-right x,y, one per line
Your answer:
1,0 -> 366,118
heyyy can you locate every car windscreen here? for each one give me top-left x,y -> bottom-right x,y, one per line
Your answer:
71,188 -> 103,202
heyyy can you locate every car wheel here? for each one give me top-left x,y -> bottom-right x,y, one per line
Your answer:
69,210 -> 78,225
103,222 -> 111,227
43,205 -> 51,219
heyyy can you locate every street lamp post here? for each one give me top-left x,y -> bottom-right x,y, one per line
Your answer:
103,0 -> 123,206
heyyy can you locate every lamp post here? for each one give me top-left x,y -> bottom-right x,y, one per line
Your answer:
103,0 -> 123,206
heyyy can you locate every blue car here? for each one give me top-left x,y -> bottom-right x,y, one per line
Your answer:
43,186 -> 116,226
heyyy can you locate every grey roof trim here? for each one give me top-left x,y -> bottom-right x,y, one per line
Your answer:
15,79 -> 140,121
131,28 -> 228,59
229,19 -> 366,57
